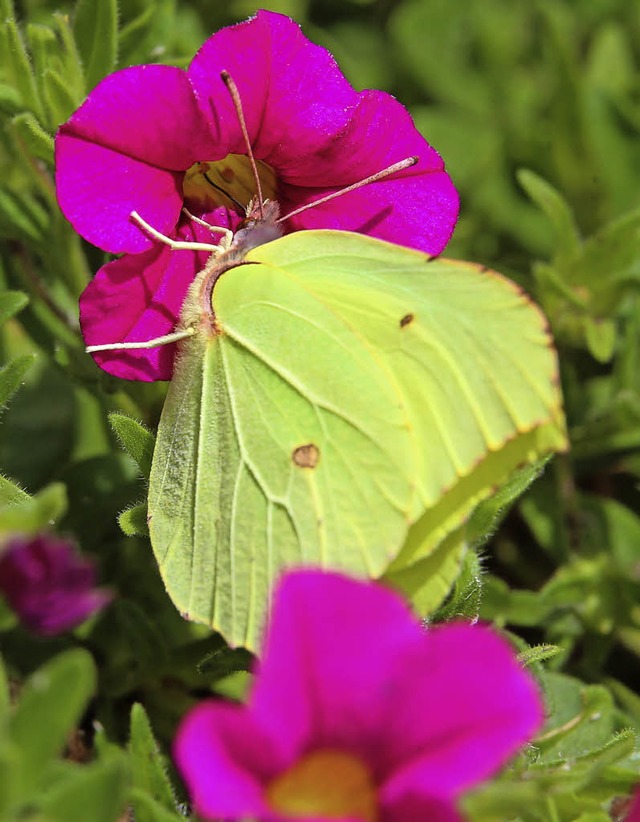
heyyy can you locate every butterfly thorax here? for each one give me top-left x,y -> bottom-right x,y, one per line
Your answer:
180,199 -> 283,336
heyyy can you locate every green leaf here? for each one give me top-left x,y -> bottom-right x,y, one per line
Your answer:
0,481 -> 67,532
50,11 -> 85,102
0,474 -> 29,507
584,316 -> 616,363
0,18 -> 41,117
0,655 -> 9,724
518,644 -> 562,668
0,362 -> 76,490
102,601 -> 167,696
0,188 -> 45,243
0,354 -> 36,411
26,22 -> 58,87
129,791 -> 182,822
0,747 -> 21,819
577,729 -> 636,769
9,112 -> 54,164
606,678 -> 640,729
0,290 -> 28,326
536,672 -> 617,763
117,5 -> 154,64
566,210 -> 640,315
433,546 -> 483,621
129,703 -> 177,820
38,757 -> 128,822
10,649 -> 96,803
59,453 -> 140,548
579,494 -> 640,571
148,230 -> 566,649
0,83 -> 21,115
467,456 -> 551,550
197,646 -> 253,678
479,574 -> 554,628
109,413 -> 155,479
73,0 -> 118,90
385,526 -> 467,615
41,67 -> 81,125
518,169 -> 581,261
118,502 -> 149,536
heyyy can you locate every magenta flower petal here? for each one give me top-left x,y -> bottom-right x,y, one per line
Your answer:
187,10 -> 358,162
249,570 -> 428,765
188,15 -> 458,255
385,794 -> 464,822
282,170 -> 458,256
80,213 -> 229,381
174,701 -> 276,819
278,89 -> 443,187
626,791 -> 640,822
58,10 -> 459,381
0,534 -> 111,635
175,570 -> 542,822
56,135 -> 184,254
280,90 -> 459,254
55,65 -> 215,253
379,622 -> 543,803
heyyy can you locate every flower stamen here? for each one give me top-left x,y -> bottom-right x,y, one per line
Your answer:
266,748 -> 379,821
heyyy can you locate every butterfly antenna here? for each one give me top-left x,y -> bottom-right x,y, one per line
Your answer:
277,156 -> 419,224
221,70 -> 264,218
202,170 -> 246,212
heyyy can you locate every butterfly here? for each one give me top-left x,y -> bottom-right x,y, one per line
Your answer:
89,73 -> 566,649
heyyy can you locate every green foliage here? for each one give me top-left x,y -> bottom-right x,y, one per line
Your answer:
0,482 -> 67,533
118,502 -> 149,537
129,703 -> 181,820
0,649 -> 130,822
0,353 -> 36,410
0,0 -> 639,819
73,0 -> 118,91
109,413 -> 155,479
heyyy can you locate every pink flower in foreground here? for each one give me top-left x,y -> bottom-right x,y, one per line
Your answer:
174,570 -> 543,822
625,791 -> 640,821
0,534 -> 112,635
55,10 -> 459,382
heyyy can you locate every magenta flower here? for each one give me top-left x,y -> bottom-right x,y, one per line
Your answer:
55,10 -> 459,382
626,791 -> 640,822
0,534 -> 112,636
174,570 -> 543,822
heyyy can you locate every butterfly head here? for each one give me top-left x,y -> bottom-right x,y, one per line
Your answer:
231,198 -> 283,253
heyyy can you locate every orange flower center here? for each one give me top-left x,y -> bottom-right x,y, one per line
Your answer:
266,748 -> 379,821
182,154 -> 278,213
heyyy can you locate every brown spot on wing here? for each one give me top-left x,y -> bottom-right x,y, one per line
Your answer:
400,313 -> 414,328
292,443 -> 320,469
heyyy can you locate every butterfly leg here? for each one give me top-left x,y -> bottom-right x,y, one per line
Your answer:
130,211 -> 223,253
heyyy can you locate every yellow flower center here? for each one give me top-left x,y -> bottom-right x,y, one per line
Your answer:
182,154 -> 278,213
266,748 -> 379,821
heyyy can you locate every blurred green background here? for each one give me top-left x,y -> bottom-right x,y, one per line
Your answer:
2,0 -> 640,818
